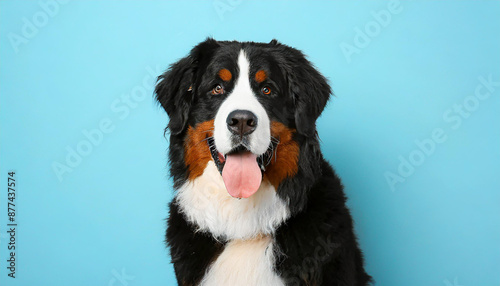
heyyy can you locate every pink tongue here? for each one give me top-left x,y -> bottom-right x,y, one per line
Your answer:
222,152 -> 262,198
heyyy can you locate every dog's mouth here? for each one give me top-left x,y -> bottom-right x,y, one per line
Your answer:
207,137 -> 277,199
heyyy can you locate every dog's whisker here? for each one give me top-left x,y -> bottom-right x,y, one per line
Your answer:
195,137 -> 212,146
199,128 -> 215,133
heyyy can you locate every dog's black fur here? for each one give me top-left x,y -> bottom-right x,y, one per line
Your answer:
155,38 -> 372,285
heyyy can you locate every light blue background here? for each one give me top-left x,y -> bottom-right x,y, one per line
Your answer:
1,1 -> 499,285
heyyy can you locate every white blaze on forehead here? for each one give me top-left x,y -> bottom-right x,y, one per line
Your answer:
213,50 -> 271,155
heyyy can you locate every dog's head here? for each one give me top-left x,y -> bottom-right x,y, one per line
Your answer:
156,38 -> 330,199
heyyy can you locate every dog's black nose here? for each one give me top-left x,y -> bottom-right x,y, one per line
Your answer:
226,110 -> 258,136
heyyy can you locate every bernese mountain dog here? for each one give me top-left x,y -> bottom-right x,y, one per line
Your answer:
155,38 -> 372,286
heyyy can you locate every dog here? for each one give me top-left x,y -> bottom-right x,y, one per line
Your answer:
155,38 -> 372,286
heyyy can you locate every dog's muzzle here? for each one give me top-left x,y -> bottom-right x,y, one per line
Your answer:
209,109 -> 276,199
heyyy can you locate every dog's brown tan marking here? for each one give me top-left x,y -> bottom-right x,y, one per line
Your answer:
185,120 -> 298,189
264,121 -> 299,189
218,69 -> 232,82
184,120 -> 215,180
255,70 -> 267,83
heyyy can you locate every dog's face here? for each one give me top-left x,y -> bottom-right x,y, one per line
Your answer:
156,39 -> 330,201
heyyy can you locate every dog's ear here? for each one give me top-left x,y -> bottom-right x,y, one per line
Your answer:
286,51 -> 331,137
155,56 -> 195,135
155,38 -> 219,135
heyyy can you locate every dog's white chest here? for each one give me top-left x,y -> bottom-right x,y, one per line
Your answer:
176,161 -> 290,240
200,236 -> 285,286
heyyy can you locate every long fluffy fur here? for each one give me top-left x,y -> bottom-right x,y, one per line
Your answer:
156,38 -> 372,285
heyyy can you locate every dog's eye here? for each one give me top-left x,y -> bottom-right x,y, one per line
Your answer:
211,84 -> 224,95
261,86 -> 271,95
